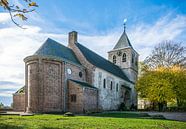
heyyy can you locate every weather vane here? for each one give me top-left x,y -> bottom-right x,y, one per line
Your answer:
123,18 -> 127,32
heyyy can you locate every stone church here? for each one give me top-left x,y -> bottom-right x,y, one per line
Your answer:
13,27 -> 139,113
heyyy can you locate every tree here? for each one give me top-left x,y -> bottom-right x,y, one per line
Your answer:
144,41 -> 186,69
0,0 -> 38,28
0,102 -> 4,108
136,66 -> 186,111
168,66 -> 186,108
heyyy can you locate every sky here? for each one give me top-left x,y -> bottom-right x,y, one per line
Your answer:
0,0 -> 186,106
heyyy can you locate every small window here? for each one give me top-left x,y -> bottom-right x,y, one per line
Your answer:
103,79 -> 106,88
122,53 -> 126,62
113,55 -> 116,64
71,94 -> 76,102
132,54 -> 134,63
110,81 -> 113,90
116,83 -> 118,92
79,72 -> 82,78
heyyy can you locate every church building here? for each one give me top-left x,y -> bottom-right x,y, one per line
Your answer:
13,26 -> 139,113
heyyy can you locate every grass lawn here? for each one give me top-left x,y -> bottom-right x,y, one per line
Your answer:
0,112 -> 185,129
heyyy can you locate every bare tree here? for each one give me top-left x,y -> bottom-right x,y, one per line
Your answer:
0,0 -> 38,28
144,40 -> 186,69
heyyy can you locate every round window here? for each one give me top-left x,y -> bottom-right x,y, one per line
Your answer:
67,68 -> 72,75
79,72 -> 82,78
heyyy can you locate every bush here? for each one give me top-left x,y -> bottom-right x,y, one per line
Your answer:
118,103 -> 127,111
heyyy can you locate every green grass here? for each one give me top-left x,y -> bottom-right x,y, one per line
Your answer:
0,112 -> 185,129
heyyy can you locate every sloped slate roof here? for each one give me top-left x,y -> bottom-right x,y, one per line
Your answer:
76,43 -> 131,83
113,31 -> 133,49
34,38 -> 81,65
69,79 -> 97,89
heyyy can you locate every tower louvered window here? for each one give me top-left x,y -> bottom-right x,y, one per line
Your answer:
122,53 -> 126,62
113,55 -> 116,64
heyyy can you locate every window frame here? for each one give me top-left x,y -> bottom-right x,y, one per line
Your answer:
122,53 -> 126,62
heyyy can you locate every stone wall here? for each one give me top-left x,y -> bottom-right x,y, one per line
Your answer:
83,87 -> 98,112
108,48 -> 138,83
13,93 -> 25,111
94,68 -> 134,110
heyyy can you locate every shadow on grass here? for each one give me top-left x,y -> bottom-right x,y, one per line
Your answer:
0,124 -> 62,129
88,112 -> 165,120
0,124 -> 24,129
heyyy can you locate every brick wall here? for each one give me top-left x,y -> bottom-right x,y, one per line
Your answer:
13,93 -> 25,111
68,32 -> 95,84
24,55 -> 86,113
67,80 -> 98,113
67,81 -> 84,113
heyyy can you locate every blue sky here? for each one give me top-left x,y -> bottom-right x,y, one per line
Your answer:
0,0 -> 186,106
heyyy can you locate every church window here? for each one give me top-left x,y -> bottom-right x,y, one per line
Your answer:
135,59 -> 138,66
103,79 -> 106,88
71,94 -> 76,102
110,81 -> 113,90
67,68 -> 72,75
113,55 -> 116,64
132,54 -> 134,63
79,72 -> 82,78
116,83 -> 118,92
122,53 -> 126,62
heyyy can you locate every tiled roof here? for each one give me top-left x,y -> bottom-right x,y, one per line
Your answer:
113,31 -> 133,49
76,43 -> 132,83
34,38 -> 81,65
69,79 -> 97,89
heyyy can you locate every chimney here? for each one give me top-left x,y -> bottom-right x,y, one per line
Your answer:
68,31 -> 78,45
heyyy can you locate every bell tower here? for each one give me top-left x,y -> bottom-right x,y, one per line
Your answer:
108,22 -> 139,83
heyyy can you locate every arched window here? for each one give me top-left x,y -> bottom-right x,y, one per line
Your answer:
103,79 -> 106,88
132,54 -> 134,63
122,53 -> 126,62
113,55 -> 116,64
116,83 -> 118,92
110,81 -> 113,90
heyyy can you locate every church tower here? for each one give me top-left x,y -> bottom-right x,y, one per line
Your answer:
108,23 -> 139,83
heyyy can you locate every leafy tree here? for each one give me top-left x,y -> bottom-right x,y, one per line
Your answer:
168,66 -> 186,107
136,66 -> 186,111
0,0 -> 38,28
144,41 -> 186,69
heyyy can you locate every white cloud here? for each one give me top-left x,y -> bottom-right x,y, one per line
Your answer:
0,13 -> 11,23
128,15 -> 186,60
0,91 -> 13,97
